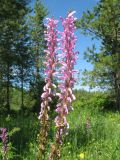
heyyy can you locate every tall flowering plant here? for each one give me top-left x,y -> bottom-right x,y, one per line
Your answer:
0,128 -> 8,160
38,18 -> 58,158
49,11 -> 79,159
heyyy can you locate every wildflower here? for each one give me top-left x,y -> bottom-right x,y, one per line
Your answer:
79,153 -> 85,159
67,142 -> 70,145
55,9 -> 78,144
0,128 -> 8,160
49,11 -> 79,159
38,17 -> 58,159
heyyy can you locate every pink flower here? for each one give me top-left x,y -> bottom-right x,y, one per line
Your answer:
0,128 -> 8,158
54,11 -> 79,152
38,17 -> 58,157
39,17 -> 58,119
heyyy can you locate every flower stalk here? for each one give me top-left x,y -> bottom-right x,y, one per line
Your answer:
38,18 -> 58,159
49,11 -> 79,159
0,128 -> 8,160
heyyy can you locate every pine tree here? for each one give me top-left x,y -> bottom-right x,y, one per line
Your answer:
29,0 -> 48,111
15,23 -> 32,109
77,0 -> 120,109
0,0 -> 30,111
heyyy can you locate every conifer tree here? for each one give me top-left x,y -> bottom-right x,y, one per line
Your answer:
77,0 -> 120,109
0,0 -> 30,111
29,0 -> 48,111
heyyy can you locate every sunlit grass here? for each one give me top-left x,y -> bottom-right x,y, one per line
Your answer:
0,100 -> 120,159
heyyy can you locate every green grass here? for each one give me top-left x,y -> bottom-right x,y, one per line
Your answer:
0,99 -> 120,160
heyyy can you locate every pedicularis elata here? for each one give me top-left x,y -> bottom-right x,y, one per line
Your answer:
49,11 -> 78,160
0,128 -> 8,160
38,18 -> 58,158
39,11 -> 78,159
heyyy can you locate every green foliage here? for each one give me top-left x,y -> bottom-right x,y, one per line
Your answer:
0,113 -> 39,158
1,91 -> 120,159
74,89 -> 114,110
11,87 -> 36,111
0,126 -> 20,159
0,0 -> 47,113
29,0 -> 48,75
76,0 -> 120,109
28,0 -> 48,112
0,0 -> 30,111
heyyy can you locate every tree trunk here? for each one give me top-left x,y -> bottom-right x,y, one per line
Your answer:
114,70 -> 120,110
114,37 -> 120,110
112,33 -> 120,110
6,63 -> 10,112
116,72 -> 120,110
21,66 -> 24,109
36,46 -> 40,108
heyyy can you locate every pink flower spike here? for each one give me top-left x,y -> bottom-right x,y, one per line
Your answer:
49,11 -> 79,160
38,17 -> 58,157
0,128 -> 8,157
53,11 -> 79,154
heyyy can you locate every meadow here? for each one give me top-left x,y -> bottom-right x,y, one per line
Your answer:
1,91 -> 120,160
0,0 -> 120,159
